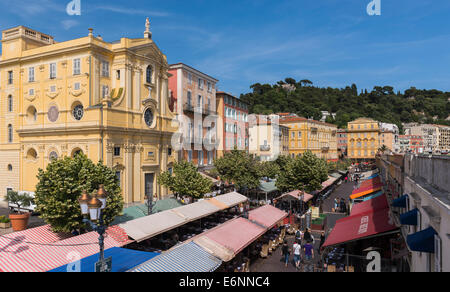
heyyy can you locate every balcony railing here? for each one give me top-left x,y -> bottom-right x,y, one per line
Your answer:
183,103 -> 216,115
260,145 -> 271,151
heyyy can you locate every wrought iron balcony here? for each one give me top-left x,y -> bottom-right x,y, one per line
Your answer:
260,145 -> 271,151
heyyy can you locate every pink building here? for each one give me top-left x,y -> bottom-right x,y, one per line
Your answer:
168,63 -> 218,170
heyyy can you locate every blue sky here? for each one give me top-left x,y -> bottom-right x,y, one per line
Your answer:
1,0 -> 450,96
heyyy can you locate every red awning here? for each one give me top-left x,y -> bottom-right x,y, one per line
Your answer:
350,177 -> 383,200
322,195 -> 397,248
322,209 -> 396,247
350,194 -> 389,216
249,205 -> 288,228
358,176 -> 381,189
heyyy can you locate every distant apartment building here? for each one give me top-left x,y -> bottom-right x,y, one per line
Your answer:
279,114 -> 338,161
216,92 -> 249,157
168,63 -> 218,169
347,118 -> 380,160
248,115 -> 289,161
380,123 -> 399,152
436,125 -> 450,152
320,111 -> 336,123
380,130 -> 396,152
399,135 -> 424,154
337,129 -> 348,158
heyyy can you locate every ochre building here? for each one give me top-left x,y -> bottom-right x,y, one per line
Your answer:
279,115 -> 338,161
347,118 -> 380,160
0,22 -> 177,204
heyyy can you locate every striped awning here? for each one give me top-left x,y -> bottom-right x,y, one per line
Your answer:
210,192 -> 248,208
0,224 -> 72,252
194,217 -> 266,262
0,226 -> 130,272
119,209 -> 188,243
249,205 -> 287,229
321,176 -> 338,190
129,242 -> 222,272
120,192 -> 248,243
171,200 -> 221,222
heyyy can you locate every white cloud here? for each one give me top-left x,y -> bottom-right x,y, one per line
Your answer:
61,19 -> 79,30
92,5 -> 170,17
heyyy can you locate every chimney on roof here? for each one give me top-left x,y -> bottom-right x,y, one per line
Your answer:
144,17 -> 152,39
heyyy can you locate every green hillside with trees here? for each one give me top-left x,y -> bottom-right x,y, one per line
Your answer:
239,78 -> 450,132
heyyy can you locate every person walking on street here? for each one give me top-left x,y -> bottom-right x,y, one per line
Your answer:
293,240 -> 302,270
303,240 -> 315,272
319,231 -> 325,253
281,240 -> 291,268
303,228 -> 314,244
295,229 -> 303,243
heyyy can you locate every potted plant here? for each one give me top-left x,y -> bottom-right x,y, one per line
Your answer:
0,216 -> 11,229
4,190 -> 33,231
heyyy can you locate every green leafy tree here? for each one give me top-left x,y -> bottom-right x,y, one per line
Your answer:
5,190 -> 33,214
214,149 -> 261,190
240,80 -> 450,129
276,151 -> 328,193
35,154 -> 123,233
158,161 -> 213,200
258,161 -> 280,180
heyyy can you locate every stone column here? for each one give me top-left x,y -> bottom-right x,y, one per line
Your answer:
133,144 -> 142,202
124,143 -> 134,204
126,64 -> 133,109
134,67 -> 142,110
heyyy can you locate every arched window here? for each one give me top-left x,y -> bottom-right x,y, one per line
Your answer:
27,106 -> 37,122
7,124 -> 13,143
7,95 -> 13,112
146,65 -> 153,84
27,148 -> 37,159
72,148 -> 83,158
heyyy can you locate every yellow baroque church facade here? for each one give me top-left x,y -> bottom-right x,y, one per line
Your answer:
0,22 -> 178,204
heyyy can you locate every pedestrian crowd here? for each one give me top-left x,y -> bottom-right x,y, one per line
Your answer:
281,227 -> 318,271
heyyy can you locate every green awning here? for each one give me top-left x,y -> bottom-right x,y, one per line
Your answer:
112,205 -> 147,225
112,198 -> 183,225
152,198 -> 184,213
259,180 -> 278,193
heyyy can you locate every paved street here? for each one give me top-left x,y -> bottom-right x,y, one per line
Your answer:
251,179 -> 358,272
321,180 -> 356,213
251,233 -> 322,272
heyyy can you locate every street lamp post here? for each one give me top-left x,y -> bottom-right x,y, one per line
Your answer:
78,185 -> 111,272
146,194 -> 153,216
